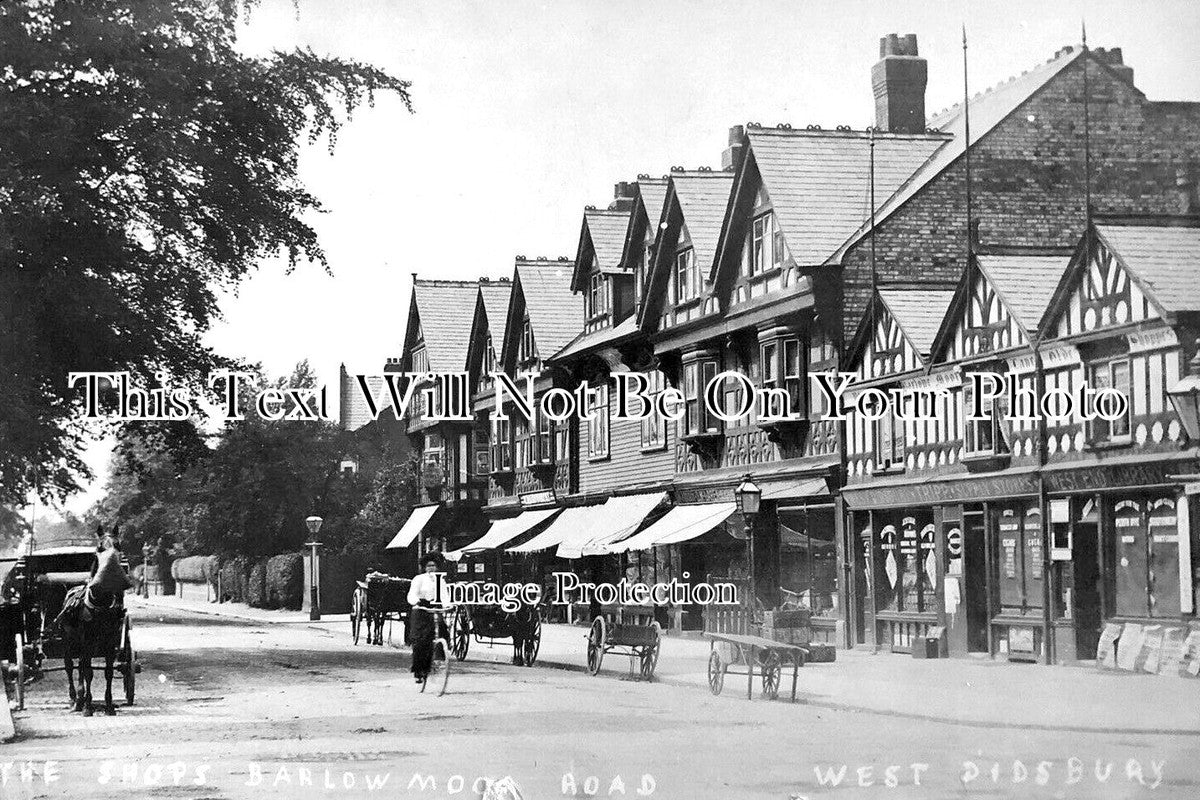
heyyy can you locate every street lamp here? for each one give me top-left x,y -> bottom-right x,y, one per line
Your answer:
1167,362 -> 1200,443
305,516 -> 324,621
734,474 -> 762,612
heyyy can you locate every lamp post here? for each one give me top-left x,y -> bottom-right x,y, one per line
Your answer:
1167,351 -> 1200,442
305,516 -> 324,621
734,474 -> 762,614
141,541 -> 152,598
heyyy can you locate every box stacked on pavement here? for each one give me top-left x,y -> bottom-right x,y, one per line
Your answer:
761,609 -> 812,646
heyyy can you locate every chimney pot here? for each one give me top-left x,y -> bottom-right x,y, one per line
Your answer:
872,33 -> 927,134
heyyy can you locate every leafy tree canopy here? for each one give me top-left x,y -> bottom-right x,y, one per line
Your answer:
0,0 -> 412,506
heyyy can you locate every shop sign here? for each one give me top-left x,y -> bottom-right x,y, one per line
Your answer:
899,518 -> 918,555
946,527 -> 963,558
520,489 -> 556,506
1044,461 -> 1191,494
675,485 -> 736,504
1009,626 -> 1036,653
843,473 -> 1038,508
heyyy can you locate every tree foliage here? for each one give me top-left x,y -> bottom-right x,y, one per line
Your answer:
0,0 -> 412,505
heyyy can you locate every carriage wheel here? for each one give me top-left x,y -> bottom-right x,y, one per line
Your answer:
451,607 -> 470,661
639,623 -> 661,680
707,650 -> 725,696
13,632 -> 25,711
351,589 -> 364,645
120,619 -> 136,706
585,617 -> 606,676
760,650 -> 782,700
522,614 -> 541,667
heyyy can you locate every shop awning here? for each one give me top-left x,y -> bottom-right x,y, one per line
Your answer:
608,502 -> 737,553
507,505 -> 605,554
386,504 -> 439,549
564,492 -> 668,558
443,508 -> 562,561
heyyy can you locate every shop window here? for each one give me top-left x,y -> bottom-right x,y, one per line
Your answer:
587,382 -> 610,460
876,516 -> 933,612
639,371 -> 667,450
490,417 -> 512,473
778,506 -> 838,617
996,505 -> 1044,611
1114,496 -> 1181,618
682,360 -> 720,436
1088,358 -> 1132,444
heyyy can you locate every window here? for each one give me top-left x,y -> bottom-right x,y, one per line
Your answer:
963,377 -> 1000,456
587,382 -> 610,459
674,248 -> 697,303
411,346 -> 430,416
1089,359 -> 1132,444
760,336 -> 804,418
744,212 -> 785,277
490,417 -> 512,473
779,506 -> 838,618
873,401 -> 905,470
515,418 -> 531,468
519,317 -> 536,364
875,516 -> 934,613
1114,496 -> 1181,618
479,334 -> 496,394
588,270 -> 607,318
639,371 -> 667,450
683,360 -> 719,436
997,505 -> 1044,612
536,411 -> 553,464
555,416 -> 571,463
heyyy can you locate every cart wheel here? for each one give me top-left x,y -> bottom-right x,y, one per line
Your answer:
451,607 -> 471,661
640,623 -> 661,680
761,650 -> 781,700
707,650 -> 725,696
121,620 -> 136,706
586,617 -> 606,676
351,589 -> 363,645
522,614 -> 541,667
13,632 -> 25,711
432,638 -> 451,696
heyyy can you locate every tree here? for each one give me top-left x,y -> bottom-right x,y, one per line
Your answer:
0,0 -> 412,506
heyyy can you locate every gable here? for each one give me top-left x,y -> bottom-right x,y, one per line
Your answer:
941,268 -> 1029,361
1048,231 -> 1159,339
863,301 -> 923,379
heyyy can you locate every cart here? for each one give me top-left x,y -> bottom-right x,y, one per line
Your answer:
450,600 -> 541,666
350,574 -> 411,646
0,547 -> 138,711
585,616 -> 661,680
704,632 -> 807,701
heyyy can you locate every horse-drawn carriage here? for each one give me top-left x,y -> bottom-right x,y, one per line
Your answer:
350,574 -> 411,646
449,595 -> 542,667
0,546 -> 138,712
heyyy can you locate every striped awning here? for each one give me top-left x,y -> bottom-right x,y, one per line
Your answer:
443,508 -> 562,560
607,502 -> 737,553
507,505 -> 605,554
562,492 -> 668,558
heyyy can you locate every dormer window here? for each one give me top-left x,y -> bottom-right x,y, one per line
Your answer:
588,271 -> 608,319
743,211 -> 786,277
674,248 -> 698,303
518,317 -> 536,365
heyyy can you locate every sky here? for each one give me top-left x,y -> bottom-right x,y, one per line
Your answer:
59,0 -> 1200,516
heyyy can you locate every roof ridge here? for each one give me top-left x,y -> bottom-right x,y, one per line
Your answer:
414,278 -> 482,288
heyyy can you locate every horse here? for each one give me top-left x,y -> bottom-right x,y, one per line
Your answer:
56,524 -> 129,716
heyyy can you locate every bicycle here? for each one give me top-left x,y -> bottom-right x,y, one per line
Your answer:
413,604 -> 452,696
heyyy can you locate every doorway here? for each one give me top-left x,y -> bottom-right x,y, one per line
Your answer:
1072,522 -> 1102,659
963,511 -> 989,652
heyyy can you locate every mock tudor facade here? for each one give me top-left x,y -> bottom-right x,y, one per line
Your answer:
381,34 -> 1200,668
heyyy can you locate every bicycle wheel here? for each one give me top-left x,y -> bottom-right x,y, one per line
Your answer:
433,638 -> 450,696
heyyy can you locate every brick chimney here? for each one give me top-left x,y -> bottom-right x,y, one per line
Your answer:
872,33 -> 927,134
1091,47 -> 1134,85
722,124 -> 746,172
609,181 -> 636,212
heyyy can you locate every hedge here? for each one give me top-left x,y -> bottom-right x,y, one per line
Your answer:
247,560 -> 268,608
266,552 -> 304,610
172,555 -> 218,584
218,556 -> 250,603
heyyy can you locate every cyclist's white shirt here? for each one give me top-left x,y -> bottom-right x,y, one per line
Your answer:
408,572 -> 440,605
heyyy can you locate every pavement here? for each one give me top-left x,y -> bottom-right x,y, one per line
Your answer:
129,592 -> 1200,735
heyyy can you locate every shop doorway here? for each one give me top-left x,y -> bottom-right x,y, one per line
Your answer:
1072,522 -> 1102,659
963,511 -> 989,652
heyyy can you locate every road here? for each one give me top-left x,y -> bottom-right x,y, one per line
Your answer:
2,604 -> 1196,800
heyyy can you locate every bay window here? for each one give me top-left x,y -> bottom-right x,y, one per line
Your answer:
639,371 -> 667,450
536,410 -> 553,464
683,360 -> 720,436
759,335 -> 804,418
490,417 -> 512,473
1089,358 -> 1132,444
873,399 -> 905,471
963,377 -> 1001,456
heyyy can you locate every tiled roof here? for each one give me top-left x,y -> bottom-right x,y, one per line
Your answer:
878,287 -> 956,358
478,280 -> 513,347
748,129 -> 947,266
1097,224 -> 1200,313
638,178 -> 670,232
550,316 -> 638,362
412,279 -> 480,371
829,47 -> 1086,264
977,254 -> 1071,333
339,369 -> 384,431
515,259 -> 585,357
672,171 -> 735,272
585,208 -> 633,272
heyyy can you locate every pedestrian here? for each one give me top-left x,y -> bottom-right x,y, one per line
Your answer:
407,554 -> 444,683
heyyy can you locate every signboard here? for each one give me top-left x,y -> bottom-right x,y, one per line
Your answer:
1096,622 -> 1122,669
1116,622 -> 1144,671
1009,627 -> 1035,653
1156,626 -> 1188,677
946,527 -> 963,558
1182,626 -> 1200,678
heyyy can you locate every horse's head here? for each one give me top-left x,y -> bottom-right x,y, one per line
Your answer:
96,523 -> 122,552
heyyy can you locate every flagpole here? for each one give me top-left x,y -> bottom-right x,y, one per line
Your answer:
962,24 -> 974,262
1082,20 -> 1092,222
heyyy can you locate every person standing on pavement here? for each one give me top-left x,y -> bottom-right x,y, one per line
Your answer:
407,554 -> 444,683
